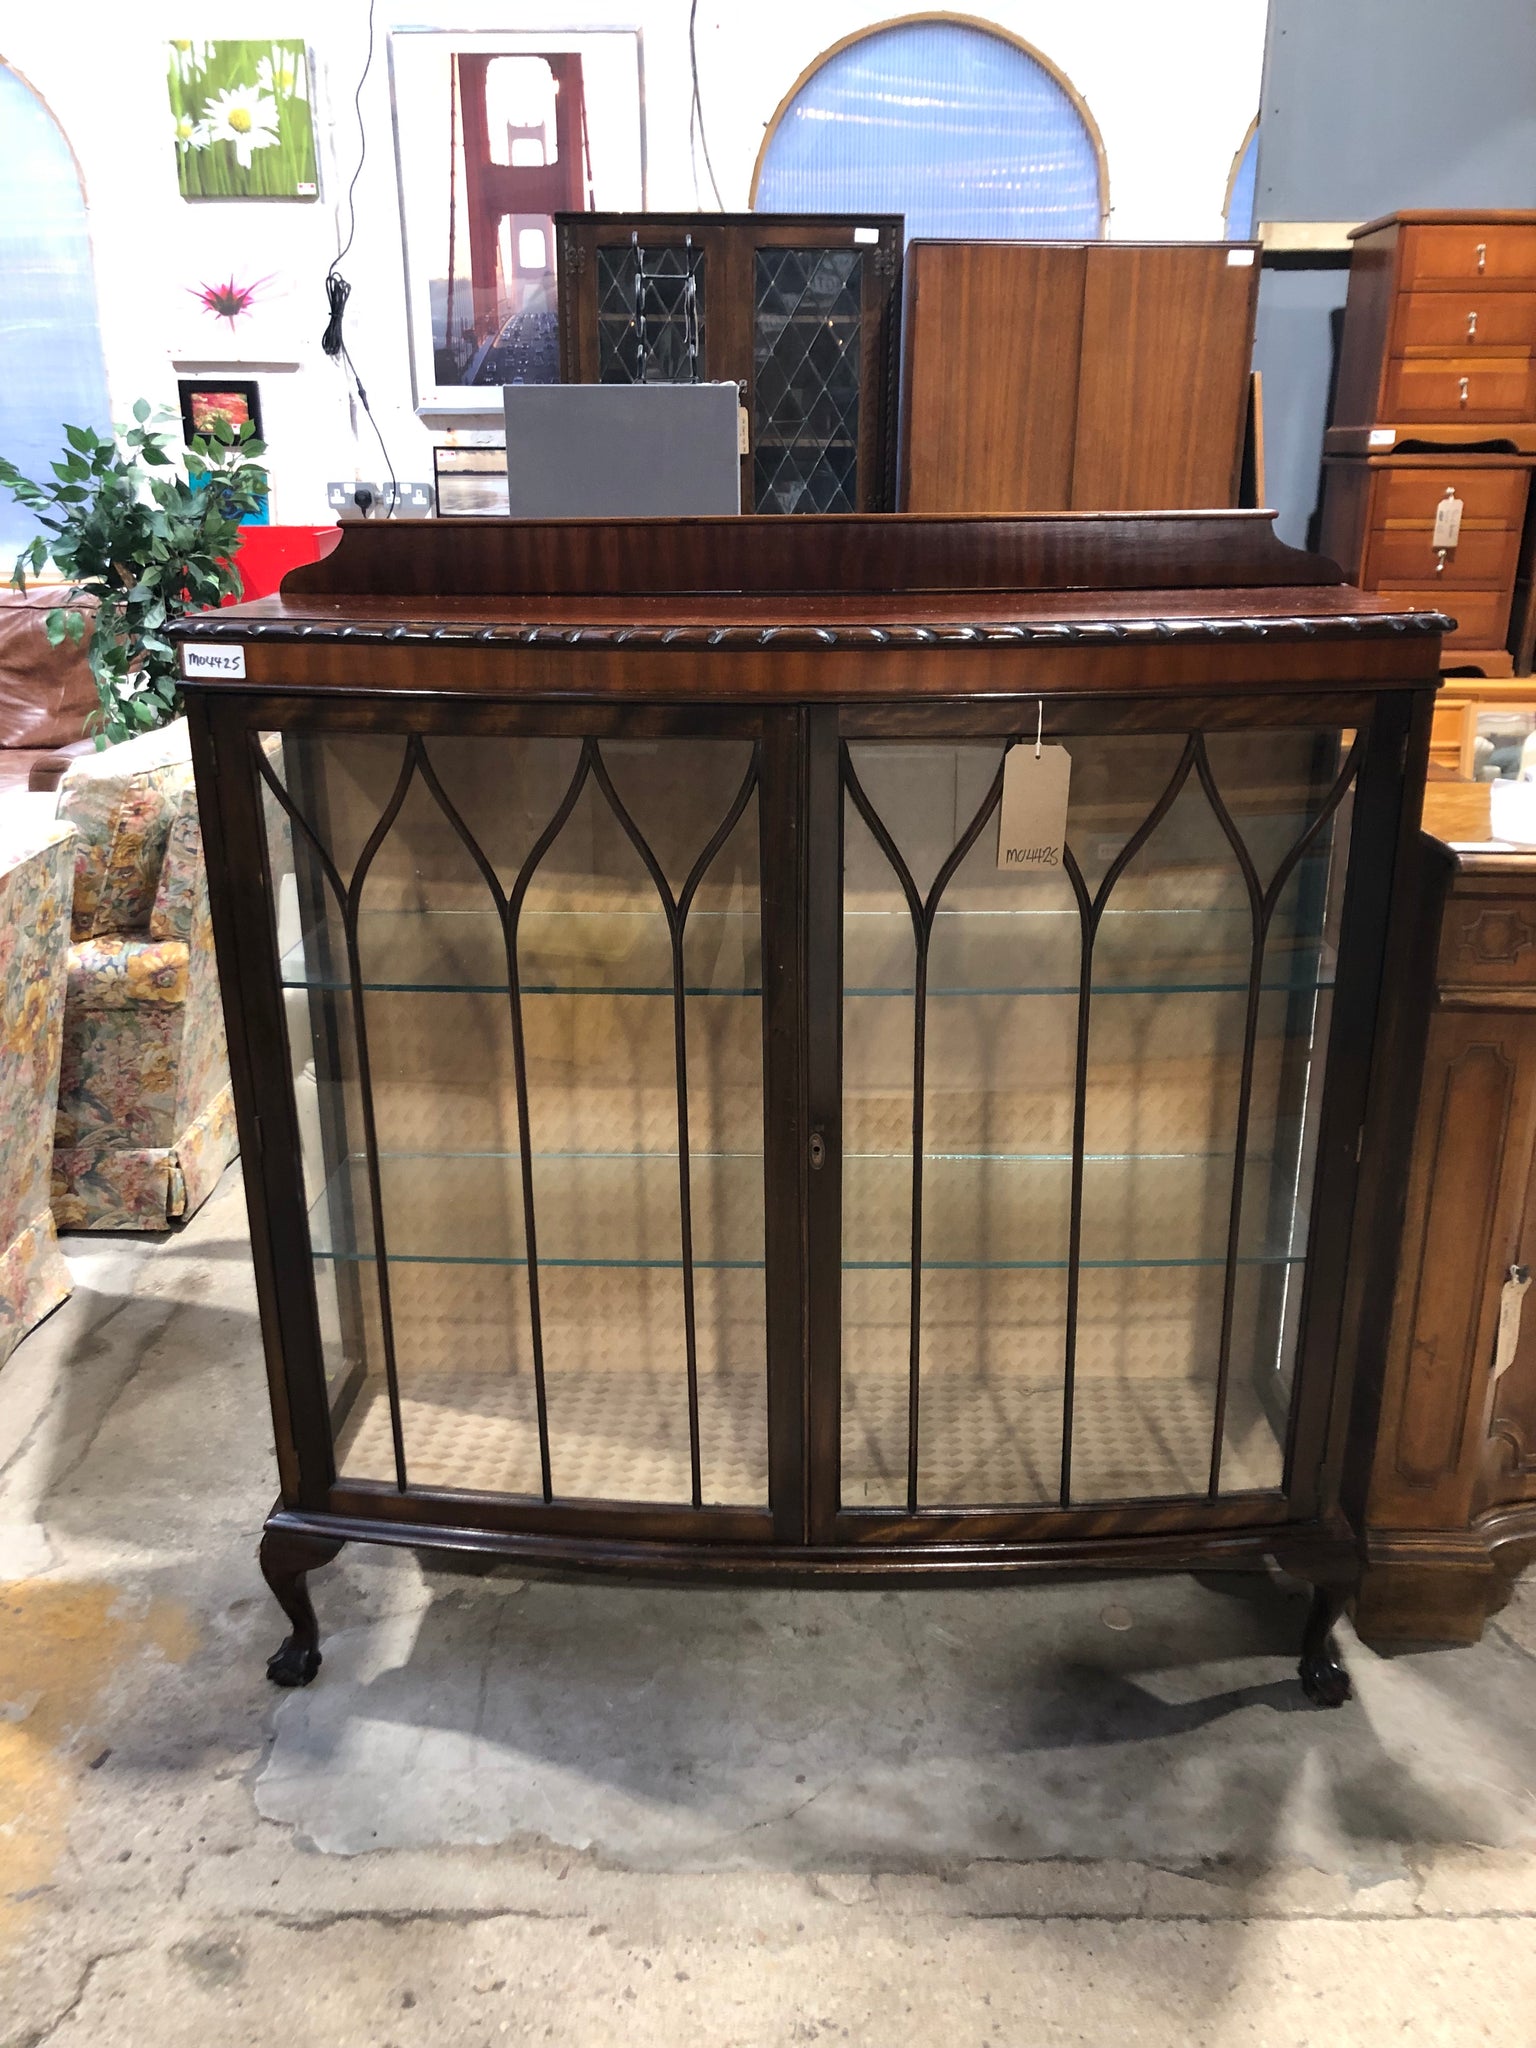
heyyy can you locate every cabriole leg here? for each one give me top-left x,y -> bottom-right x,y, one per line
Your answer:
259,1527 -> 343,1687
1298,1581 -> 1352,1707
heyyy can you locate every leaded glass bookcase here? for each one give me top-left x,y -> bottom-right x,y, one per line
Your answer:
173,512 -> 1445,1704
554,213 -> 903,512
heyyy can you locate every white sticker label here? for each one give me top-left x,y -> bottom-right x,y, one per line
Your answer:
997,744 -> 1071,873
1432,491 -> 1464,548
853,225 -> 880,245
181,643 -> 246,680
738,403 -> 750,456
1226,247 -> 1256,266
1369,427 -> 1397,447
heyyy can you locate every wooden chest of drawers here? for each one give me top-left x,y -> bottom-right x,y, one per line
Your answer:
1330,214 -> 1536,444
1322,212 -> 1536,681
1319,451 -> 1533,668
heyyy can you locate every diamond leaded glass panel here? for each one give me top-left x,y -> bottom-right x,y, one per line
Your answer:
753,248 -> 863,514
597,244 -> 705,385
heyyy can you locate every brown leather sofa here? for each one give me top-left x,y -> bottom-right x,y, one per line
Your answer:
0,590 -> 98,793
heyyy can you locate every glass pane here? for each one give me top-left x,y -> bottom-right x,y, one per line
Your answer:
753,249 -> 862,513
597,243 -> 705,384
839,728 -> 1354,1512
261,729 -> 768,1510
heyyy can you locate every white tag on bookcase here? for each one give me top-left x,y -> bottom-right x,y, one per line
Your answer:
997,744 -> 1071,873
1432,491 -> 1464,548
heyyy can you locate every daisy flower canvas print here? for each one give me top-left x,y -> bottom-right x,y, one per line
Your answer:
167,40 -> 317,199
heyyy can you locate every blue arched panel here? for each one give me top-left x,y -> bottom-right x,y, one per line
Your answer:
0,65 -> 111,562
1226,125 -> 1258,240
754,20 -> 1103,242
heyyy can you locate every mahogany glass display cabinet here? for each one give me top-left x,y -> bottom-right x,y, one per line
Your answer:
174,513 -> 1445,1704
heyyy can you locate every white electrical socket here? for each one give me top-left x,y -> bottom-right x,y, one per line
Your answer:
327,479 -> 436,519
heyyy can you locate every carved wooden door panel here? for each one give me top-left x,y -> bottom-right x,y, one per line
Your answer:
1371,1010 -> 1536,1534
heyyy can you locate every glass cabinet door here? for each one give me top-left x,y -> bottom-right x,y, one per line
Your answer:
837,723 -> 1357,1515
753,247 -> 867,513
256,726 -> 770,1515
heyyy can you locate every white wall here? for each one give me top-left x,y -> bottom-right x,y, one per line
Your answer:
3,1 -> 1266,523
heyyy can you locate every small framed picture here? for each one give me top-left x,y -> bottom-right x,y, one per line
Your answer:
178,377 -> 263,446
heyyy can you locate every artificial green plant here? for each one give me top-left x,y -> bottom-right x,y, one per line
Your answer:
0,402 -> 267,745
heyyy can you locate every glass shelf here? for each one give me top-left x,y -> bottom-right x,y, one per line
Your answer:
306,1148 -> 1303,1271
279,906 -> 1336,1001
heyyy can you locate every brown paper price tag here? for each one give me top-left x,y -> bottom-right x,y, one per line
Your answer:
997,744 -> 1071,873
1432,492 -> 1464,549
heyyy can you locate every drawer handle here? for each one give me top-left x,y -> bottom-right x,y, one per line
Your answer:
1495,1265 -> 1532,1381
1459,375 -> 1470,405
1477,241 -> 1487,273
1467,310 -> 1478,339
1435,548 -> 1447,574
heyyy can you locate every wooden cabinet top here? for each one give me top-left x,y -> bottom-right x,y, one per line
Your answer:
1351,210 -> 1536,238
172,512 -> 1449,699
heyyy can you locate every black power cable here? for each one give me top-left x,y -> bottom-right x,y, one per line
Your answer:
688,1 -> 723,209
321,0 -> 399,516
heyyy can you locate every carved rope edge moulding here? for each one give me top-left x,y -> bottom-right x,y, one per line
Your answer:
172,613 -> 1454,651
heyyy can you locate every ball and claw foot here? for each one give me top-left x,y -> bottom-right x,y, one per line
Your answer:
266,1636 -> 323,1688
259,1527 -> 342,1689
1298,1584 -> 1353,1707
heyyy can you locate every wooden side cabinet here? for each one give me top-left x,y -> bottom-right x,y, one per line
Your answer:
554,212 -> 902,513
900,240 -> 1259,513
1319,451 -> 1535,677
172,511 -> 1444,1704
1357,840 -> 1536,1643
1321,211 -> 1536,681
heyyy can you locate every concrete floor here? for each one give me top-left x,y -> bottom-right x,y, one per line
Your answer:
5,1169 -> 1536,2044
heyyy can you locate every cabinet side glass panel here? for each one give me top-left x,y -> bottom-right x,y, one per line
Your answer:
839,728 -> 1355,1513
259,729 -> 768,1510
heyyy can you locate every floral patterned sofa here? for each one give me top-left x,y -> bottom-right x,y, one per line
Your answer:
0,807 -> 76,1364
50,720 -> 237,1231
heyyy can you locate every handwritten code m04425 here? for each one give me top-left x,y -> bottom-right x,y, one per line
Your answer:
181,644 -> 247,680
996,744 -> 1071,874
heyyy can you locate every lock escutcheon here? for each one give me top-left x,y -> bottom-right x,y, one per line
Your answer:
808,1131 -> 827,1170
